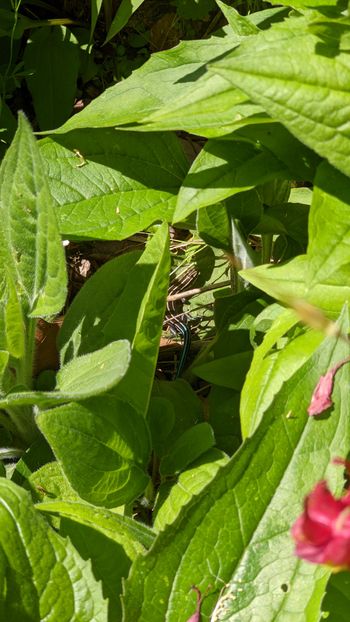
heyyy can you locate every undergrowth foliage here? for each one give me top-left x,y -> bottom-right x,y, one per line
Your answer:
1,1 -> 350,620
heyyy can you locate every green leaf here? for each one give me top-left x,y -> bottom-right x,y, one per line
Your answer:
194,351 -> 253,389
56,339 -> 131,398
0,341 -> 131,408
24,26 -> 80,130
240,255 -> 350,320
90,0 -> 103,39
105,0 -> 146,43
123,310 -> 350,621
0,113 -> 67,316
37,499 -> 155,552
29,461 -> 79,502
207,385 -> 241,454
154,448 -> 228,531
240,311 -> 323,437
151,379 -> 203,455
105,224 -> 170,414
211,16 -> 350,178
173,140 -> 288,222
233,122 -> 320,181
49,31 -> 245,134
39,129 -> 188,239
59,251 -> 140,362
216,0 -> 260,35
323,571 -> 350,621
0,478 -> 108,620
38,497 -> 154,619
307,162 -> 350,287
0,270 -> 24,359
36,396 -> 151,507
197,202 -> 231,250
159,422 -> 215,476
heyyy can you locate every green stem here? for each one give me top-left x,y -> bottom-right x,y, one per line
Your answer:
261,234 -> 273,265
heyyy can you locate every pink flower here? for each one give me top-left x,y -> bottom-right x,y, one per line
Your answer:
292,480 -> 350,569
308,356 -> 350,416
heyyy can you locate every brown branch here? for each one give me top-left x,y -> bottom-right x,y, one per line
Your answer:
167,279 -> 232,302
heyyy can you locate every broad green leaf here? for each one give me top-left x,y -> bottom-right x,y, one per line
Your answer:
29,461 -> 80,502
56,339 -> 131,398
216,0 -> 259,35
207,385 -> 241,454
0,478 -> 108,621
0,113 -> 67,316
269,0 -> 338,7
105,224 -> 170,414
147,397 -> 175,458
38,497 -> 154,619
0,341 -> 131,408
240,255 -> 350,319
24,26 -> 80,130
154,448 -> 228,531
59,251 -> 141,362
197,202 -> 231,250
193,351 -> 253,389
151,379 -> 203,455
105,0 -> 146,42
241,314 -> 323,437
37,396 -> 151,507
49,31 -> 246,134
233,122 -> 320,181
174,140 -> 288,222
159,422 -> 215,476
60,520 -> 126,621
211,16 -> 350,178
39,129 -> 188,239
323,571 -> 350,621
37,499 -> 155,551
122,310 -> 350,621
307,162 -> 350,287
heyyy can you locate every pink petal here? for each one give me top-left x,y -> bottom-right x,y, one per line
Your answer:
308,356 -> 350,417
307,482 -> 345,525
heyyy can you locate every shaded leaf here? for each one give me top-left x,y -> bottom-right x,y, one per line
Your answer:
105,0 -> 146,43
24,26 -> 80,130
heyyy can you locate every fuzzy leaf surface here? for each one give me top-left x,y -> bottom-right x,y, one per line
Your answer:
0,113 -> 67,316
37,396 -> 151,507
123,310 -> 350,621
56,339 -> 131,398
0,479 -> 108,621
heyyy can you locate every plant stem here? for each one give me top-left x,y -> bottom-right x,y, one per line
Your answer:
261,234 -> 273,264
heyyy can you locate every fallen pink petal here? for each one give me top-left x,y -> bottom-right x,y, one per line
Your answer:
292,480 -> 350,569
307,356 -> 350,416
